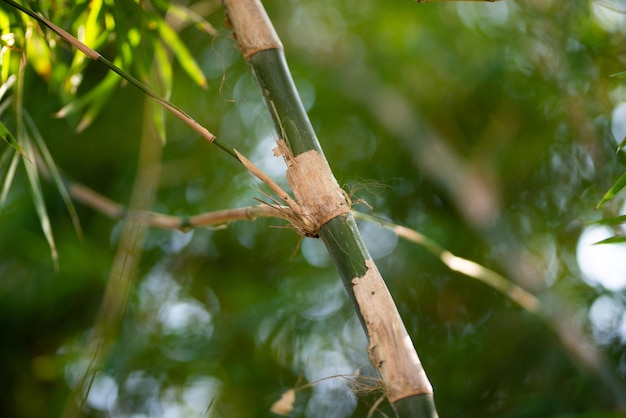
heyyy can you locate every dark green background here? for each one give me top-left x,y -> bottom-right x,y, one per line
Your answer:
1,1 -> 626,417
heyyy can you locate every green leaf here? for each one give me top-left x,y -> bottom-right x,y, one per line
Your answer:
0,29 -> 16,85
21,134 -> 59,270
587,214 -> 626,226
83,0 -> 105,50
55,67 -> 120,131
64,0 -> 107,88
593,236 -> 626,245
0,118 -> 25,156
0,147 -> 20,209
0,74 -> 15,102
596,171 -> 626,209
617,136 -> 626,154
24,22 -> 52,80
157,20 -> 208,89
75,71 -> 120,132
151,40 -> 172,144
610,70 -> 626,78
153,0 -> 218,36
25,111 -> 82,237
154,39 -> 173,95
151,101 -> 167,145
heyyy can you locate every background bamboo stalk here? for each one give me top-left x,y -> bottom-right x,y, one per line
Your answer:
62,94 -> 162,418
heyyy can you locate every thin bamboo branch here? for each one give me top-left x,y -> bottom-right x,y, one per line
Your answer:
66,177 -> 290,230
354,212 -> 541,314
28,141 -> 289,230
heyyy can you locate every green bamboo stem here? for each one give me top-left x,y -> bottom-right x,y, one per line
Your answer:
320,215 -> 369,282
223,1 -> 438,416
247,50 -> 322,156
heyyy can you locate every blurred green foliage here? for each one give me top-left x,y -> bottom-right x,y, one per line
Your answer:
2,0 -> 626,417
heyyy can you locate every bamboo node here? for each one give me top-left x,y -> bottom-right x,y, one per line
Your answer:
236,142 -> 349,238
277,139 -> 350,235
223,0 -> 283,59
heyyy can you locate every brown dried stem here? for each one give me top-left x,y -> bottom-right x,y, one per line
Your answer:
66,177 -> 290,231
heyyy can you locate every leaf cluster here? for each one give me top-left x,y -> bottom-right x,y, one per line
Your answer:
0,0 -> 215,265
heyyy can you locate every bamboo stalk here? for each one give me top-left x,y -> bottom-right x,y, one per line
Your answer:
223,1 -> 438,416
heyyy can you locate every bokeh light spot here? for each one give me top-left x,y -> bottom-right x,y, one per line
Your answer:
577,225 -> 626,291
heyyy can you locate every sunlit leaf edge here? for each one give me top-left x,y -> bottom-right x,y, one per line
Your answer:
592,236 -> 626,245
0,147 -> 20,208
586,214 -> 626,226
21,134 -> 59,269
610,70 -> 626,78
24,111 -> 83,237
0,118 -> 24,156
596,171 -> 626,209
156,19 -> 208,89
152,0 -> 218,36
617,136 -> 626,154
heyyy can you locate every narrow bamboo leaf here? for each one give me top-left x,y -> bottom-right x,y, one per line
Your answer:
0,74 -> 15,102
0,30 -> 16,84
596,171 -> 626,209
75,70 -> 120,132
64,0 -> 107,88
0,97 -> 10,115
151,102 -> 166,145
83,0 -> 104,49
0,119 -> 25,156
24,24 -> 52,80
0,147 -> 20,208
153,0 -> 218,36
157,20 -> 208,89
3,0 -> 98,60
55,67 -> 120,128
587,214 -> 626,226
154,39 -> 173,96
1,42 -> 12,84
0,9 -> 11,38
25,111 -> 82,237
617,136 -> 626,153
4,0 -> 217,144
610,70 -> 626,78
593,236 -> 626,245
151,40 -> 173,144
22,135 -> 59,269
